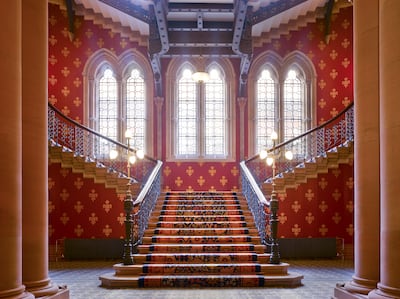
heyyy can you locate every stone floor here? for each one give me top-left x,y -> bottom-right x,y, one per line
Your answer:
49,258 -> 354,299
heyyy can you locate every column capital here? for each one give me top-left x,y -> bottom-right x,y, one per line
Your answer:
155,96 -> 164,109
237,97 -> 247,109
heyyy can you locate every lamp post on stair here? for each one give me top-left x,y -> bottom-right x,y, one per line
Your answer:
259,131 -> 293,264
110,129 -> 144,265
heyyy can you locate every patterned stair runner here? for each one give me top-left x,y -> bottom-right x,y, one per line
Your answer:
100,191 -> 303,288
138,192 -> 267,287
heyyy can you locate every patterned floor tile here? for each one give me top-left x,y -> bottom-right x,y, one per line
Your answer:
49,259 -> 354,299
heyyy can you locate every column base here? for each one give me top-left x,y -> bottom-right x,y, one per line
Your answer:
43,286 -> 69,299
0,287 -> 34,299
368,283 -> 400,299
344,276 -> 378,295
25,281 -> 60,298
334,283 -> 368,299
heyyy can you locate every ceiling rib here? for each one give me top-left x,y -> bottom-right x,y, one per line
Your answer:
67,0 -> 348,97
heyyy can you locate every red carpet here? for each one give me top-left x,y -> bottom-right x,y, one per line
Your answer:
136,192 -> 270,287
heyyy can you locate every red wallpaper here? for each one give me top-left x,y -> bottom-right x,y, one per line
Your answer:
163,7 -> 353,191
278,162 -> 354,243
48,161 -> 124,243
47,4 -> 354,244
162,162 -> 240,192
254,7 -> 353,125
48,4 -> 147,122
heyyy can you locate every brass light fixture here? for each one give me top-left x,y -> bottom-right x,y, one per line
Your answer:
192,56 -> 210,83
109,129 -> 144,265
259,131 -> 293,264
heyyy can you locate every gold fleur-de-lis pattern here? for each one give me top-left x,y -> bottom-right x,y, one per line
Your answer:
48,161 -> 123,243
48,4 -> 354,245
279,163 -> 354,243
163,162 -> 239,192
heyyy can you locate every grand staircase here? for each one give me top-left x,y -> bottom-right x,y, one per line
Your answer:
99,191 -> 303,288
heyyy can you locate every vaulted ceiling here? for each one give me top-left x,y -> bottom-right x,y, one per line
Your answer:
59,0 -> 351,95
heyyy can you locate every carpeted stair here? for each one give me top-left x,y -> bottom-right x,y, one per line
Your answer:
100,192 -> 303,288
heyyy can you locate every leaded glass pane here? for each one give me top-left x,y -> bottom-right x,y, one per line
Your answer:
177,69 -> 198,156
99,68 -> 117,141
205,69 -> 226,156
256,69 -> 276,153
283,69 -> 304,141
126,68 -> 146,151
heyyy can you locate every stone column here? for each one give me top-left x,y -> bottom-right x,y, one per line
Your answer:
369,0 -> 400,298
0,1 -> 34,299
21,0 -> 59,297
335,1 -> 381,297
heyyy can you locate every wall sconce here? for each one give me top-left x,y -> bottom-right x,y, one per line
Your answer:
259,131 -> 293,264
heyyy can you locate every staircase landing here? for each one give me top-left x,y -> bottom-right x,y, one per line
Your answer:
100,192 -> 303,288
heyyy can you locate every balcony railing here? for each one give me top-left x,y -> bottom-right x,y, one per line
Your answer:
240,102 -> 354,246
48,103 -> 162,252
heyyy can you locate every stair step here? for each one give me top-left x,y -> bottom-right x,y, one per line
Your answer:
141,263 -> 262,275
148,221 -> 249,229
156,204 -> 242,211
145,227 -> 258,236
142,235 -> 261,244
160,210 -> 251,216
137,274 -> 265,287
135,252 -> 259,263
159,197 -> 241,205
152,215 -> 249,222
138,243 -> 265,254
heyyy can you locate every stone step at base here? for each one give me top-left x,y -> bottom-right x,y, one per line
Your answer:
141,263 -> 262,275
100,271 -> 304,288
137,274 -> 266,287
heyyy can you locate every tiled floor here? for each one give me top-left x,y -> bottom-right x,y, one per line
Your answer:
49,259 -> 353,299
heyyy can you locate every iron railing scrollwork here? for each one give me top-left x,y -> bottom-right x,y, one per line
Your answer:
48,103 -> 162,256
241,102 -> 354,248
132,160 -> 162,248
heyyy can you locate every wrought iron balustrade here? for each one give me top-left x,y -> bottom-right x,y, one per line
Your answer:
240,102 -> 354,247
48,103 -> 162,257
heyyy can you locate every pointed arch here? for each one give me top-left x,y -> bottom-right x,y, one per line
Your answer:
248,50 -> 316,156
82,48 -> 154,156
166,57 -> 236,161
